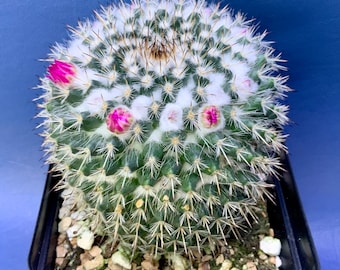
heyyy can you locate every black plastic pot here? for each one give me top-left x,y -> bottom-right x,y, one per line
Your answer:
28,153 -> 320,270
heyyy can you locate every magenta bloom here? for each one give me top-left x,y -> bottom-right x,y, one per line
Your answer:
106,107 -> 134,134
201,105 -> 220,128
47,60 -> 76,84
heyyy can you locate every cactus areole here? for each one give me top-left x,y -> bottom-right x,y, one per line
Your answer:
36,0 -> 290,265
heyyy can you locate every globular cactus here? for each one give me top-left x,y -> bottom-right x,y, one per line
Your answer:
36,0 -> 289,263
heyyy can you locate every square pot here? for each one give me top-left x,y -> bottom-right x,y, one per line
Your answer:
28,153 -> 319,270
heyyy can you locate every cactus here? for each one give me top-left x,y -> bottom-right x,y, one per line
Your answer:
36,0 -> 289,266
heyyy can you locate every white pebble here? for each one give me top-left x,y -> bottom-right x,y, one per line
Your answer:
168,254 -> 188,270
77,229 -> 94,250
84,254 -> 104,270
66,224 -> 82,238
259,236 -> 282,256
58,205 -> 71,219
71,210 -> 86,221
220,259 -> 233,270
111,250 -> 132,269
275,256 -> 282,268
58,217 -> 72,233
62,196 -> 76,207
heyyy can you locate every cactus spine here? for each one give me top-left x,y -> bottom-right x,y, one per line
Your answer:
36,0 -> 289,264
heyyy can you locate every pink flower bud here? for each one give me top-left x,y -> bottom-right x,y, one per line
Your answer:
47,60 -> 76,84
200,105 -> 221,128
106,107 -> 134,134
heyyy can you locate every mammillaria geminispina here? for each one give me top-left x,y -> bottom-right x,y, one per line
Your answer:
36,0 -> 290,266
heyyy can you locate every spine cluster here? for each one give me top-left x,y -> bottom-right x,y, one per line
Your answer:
37,0 -> 290,259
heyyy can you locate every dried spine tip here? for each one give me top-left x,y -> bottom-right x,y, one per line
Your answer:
143,37 -> 176,61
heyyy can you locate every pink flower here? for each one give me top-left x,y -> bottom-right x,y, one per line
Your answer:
159,104 -> 183,132
204,7 -> 213,17
232,76 -> 258,101
47,60 -> 76,84
200,105 -> 220,128
197,105 -> 225,135
106,107 -> 134,134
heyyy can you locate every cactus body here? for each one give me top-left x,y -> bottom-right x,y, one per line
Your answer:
37,0 -> 289,260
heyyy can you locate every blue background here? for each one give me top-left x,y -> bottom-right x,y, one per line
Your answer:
1,0 -> 339,269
